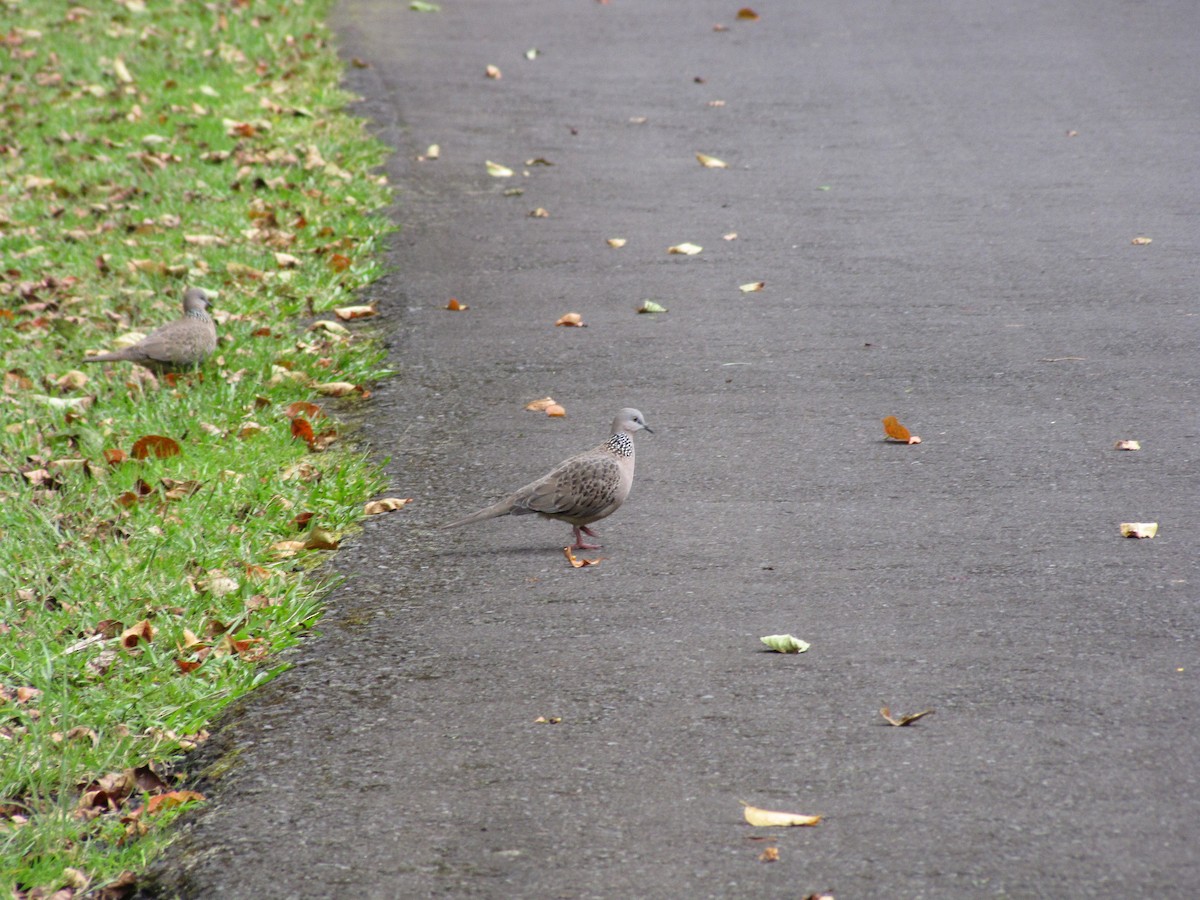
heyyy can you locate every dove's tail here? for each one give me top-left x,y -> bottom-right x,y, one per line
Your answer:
440,498 -> 517,530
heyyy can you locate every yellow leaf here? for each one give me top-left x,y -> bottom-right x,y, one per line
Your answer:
606,238 -> 627,248
113,56 -> 134,84
696,152 -> 728,168
741,802 -> 821,827
524,396 -> 557,411
486,160 -> 514,178
668,242 -> 702,255
1120,522 -> 1158,538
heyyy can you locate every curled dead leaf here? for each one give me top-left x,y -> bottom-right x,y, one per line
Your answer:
485,64 -> 502,79
564,545 -> 604,568
606,238 -> 627,248
696,152 -> 728,168
739,281 -> 765,293
668,242 -> 703,255
741,801 -> 821,827
637,300 -> 668,314
313,382 -> 361,397
525,396 -> 557,411
529,207 -> 550,218
1120,522 -> 1158,539
486,160 -> 514,178
364,497 -> 414,515
445,297 -> 468,311
120,620 -> 155,652
1113,440 -> 1141,451
882,416 -> 921,444
545,403 -> 567,417
146,790 -> 205,814
760,634 -> 810,653
1130,236 -> 1152,245
880,706 -> 935,726
555,312 -> 585,327
304,527 -> 340,550
284,401 -> 324,420
737,7 -> 761,20
758,847 -> 779,863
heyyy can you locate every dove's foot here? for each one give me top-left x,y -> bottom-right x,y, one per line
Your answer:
571,526 -> 602,550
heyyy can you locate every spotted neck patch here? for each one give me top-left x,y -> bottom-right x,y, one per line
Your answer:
606,432 -> 634,457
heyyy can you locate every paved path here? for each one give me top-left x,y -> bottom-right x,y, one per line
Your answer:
150,1 -> 1200,896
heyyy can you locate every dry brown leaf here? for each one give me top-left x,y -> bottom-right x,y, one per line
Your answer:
291,417 -> 316,446
758,847 -> 779,863
313,382 -> 360,397
274,252 -> 301,268
120,620 -> 155,652
145,790 -> 205,814
555,312 -> 586,327
445,297 -> 468,311
364,497 -> 414,515
328,253 -> 351,272
564,545 -> 604,568
283,401 -> 324,420
696,152 -> 728,168
880,706 -> 935,727
304,527 -> 340,550
882,416 -> 921,444
741,802 -> 821,827
737,7 -> 760,20
525,396 -> 557,411
545,403 -> 567,417
131,435 -> 181,460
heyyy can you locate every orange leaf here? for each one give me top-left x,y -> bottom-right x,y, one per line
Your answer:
545,403 -> 566,417
131,435 -> 181,460
120,620 -> 155,652
291,417 -> 316,447
104,448 -> 128,465
445,297 -> 468,311
564,546 -> 604,568
175,658 -> 203,674
736,7 -> 760,20
555,312 -> 586,327
524,396 -> 557,411
328,253 -> 351,272
146,790 -> 205,814
882,416 -> 921,444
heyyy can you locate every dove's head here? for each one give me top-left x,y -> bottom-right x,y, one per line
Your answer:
183,287 -> 214,313
613,408 -> 652,435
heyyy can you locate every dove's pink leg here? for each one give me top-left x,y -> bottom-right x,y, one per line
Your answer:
571,526 -> 602,550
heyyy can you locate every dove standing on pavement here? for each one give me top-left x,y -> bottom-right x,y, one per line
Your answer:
84,287 -> 216,372
442,408 -> 652,549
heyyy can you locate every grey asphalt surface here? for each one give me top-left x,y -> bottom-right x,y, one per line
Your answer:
147,1 -> 1200,897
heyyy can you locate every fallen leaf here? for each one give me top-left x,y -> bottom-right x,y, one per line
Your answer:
131,435 -> 181,460
759,847 -> 779,862
328,253 -> 351,272
283,401 -> 324,420
308,319 -> 350,336
313,382 -> 361,397
104,448 -> 128,465
445,297 -> 468,311
760,634 -> 810,654
555,312 -> 585,327
696,152 -> 728,168
485,64 -> 502,80
274,252 -> 301,268
146,790 -> 205,814
564,545 -> 604,567
120,620 -> 155,652
533,715 -> 562,724
421,143 -> 440,160
333,304 -> 377,320
737,7 -> 760,20
1131,236 -> 1152,245
1113,440 -> 1141,451
304,527 -> 340,550
529,208 -> 550,218
606,238 -> 627,248
545,403 -> 567,417
723,232 -> 738,240
525,48 -> 540,60
668,242 -> 702,255
739,281 -> 765,293
637,300 -> 668,314
525,396 -> 557,411
409,0 -> 440,10
364,497 -> 414,515
882,416 -> 921,444
880,706 -> 935,726
1120,522 -> 1158,539
486,160 -> 514,178
291,417 -> 316,446
741,802 -> 821,827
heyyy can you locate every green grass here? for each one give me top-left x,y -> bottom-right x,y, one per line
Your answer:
0,0 -> 395,893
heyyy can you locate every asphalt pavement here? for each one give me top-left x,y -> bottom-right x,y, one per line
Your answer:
147,0 -> 1200,897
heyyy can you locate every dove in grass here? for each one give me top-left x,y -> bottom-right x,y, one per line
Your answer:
84,287 -> 216,372
442,408 -> 652,550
